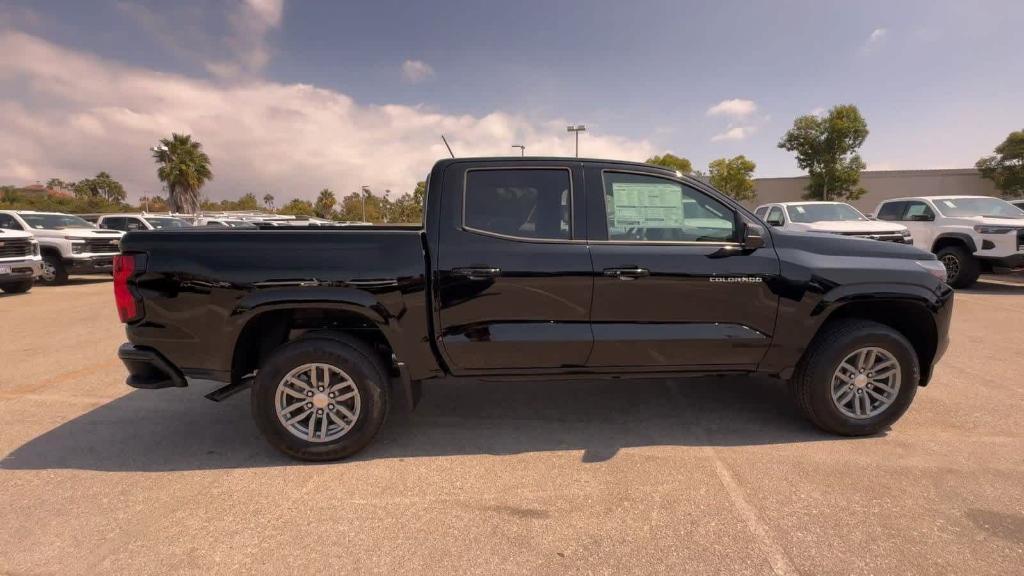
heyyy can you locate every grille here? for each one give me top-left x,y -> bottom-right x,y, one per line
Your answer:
83,238 -> 121,254
1018,229 -> 1024,251
0,238 -> 32,258
839,231 -> 907,243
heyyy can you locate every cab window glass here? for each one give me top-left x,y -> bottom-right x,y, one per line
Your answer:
766,207 -> 785,226
464,169 -> 571,240
603,172 -> 735,242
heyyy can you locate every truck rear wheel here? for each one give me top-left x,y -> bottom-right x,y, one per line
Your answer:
935,245 -> 979,288
251,335 -> 390,461
790,319 -> 919,436
1,279 -> 33,293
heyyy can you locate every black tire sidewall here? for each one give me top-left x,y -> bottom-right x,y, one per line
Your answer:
936,245 -> 978,288
805,326 -> 919,436
0,279 -> 33,293
251,337 -> 389,461
41,253 -> 68,284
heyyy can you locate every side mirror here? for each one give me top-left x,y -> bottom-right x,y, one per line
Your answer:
742,222 -> 766,250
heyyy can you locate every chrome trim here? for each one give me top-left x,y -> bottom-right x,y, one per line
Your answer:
461,166 -> 576,243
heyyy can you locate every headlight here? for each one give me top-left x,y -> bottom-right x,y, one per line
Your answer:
916,260 -> 948,283
30,239 -> 39,256
973,225 -> 1016,234
899,229 -> 913,243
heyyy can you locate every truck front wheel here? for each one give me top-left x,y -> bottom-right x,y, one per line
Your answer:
40,253 -> 68,285
935,245 -> 979,288
790,319 -> 919,436
251,335 -> 390,461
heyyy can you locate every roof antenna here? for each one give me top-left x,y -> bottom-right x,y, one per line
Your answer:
441,135 -> 455,158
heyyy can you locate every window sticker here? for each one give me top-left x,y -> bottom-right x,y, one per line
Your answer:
611,182 -> 684,228
942,200 -> 957,208
795,206 -> 806,213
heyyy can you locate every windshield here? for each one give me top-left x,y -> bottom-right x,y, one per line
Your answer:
226,221 -> 256,228
785,203 -> 866,223
145,217 -> 189,228
932,197 -> 1024,219
20,213 -> 96,230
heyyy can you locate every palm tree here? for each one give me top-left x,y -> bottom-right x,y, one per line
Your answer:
263,193 -> 275,210
152,133 -> 212,214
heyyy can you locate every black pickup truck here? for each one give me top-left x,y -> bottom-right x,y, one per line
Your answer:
115,157 -> 953,460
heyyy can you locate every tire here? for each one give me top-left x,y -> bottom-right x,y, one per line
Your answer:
251,334 -> 390,461
935,245 -> 979,288
40,253 -> 69,285
0,279 -> 33,294
790,319 -> 919,436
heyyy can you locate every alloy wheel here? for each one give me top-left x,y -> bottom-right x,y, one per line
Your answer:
274,363 -> 361,442
831,346 -> 901,420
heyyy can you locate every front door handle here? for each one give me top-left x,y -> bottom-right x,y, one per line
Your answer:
603,267 -> 650,279
452,267 -> 501,280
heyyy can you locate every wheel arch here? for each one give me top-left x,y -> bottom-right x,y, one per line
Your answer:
812,297 -> 939,386
931,233 -> 976,254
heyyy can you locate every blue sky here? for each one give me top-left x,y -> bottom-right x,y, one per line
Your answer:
0,0 -> 1021,200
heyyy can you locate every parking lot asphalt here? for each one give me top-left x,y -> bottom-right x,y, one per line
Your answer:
1,277 -> 1023,575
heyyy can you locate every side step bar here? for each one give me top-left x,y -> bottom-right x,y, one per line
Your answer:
205,375 -> 254,402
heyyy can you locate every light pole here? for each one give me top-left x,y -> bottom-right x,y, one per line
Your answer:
360,186 -> 370,222
512,144 -> 525,157
384,189 -> 391,223
569,124 -> 585,156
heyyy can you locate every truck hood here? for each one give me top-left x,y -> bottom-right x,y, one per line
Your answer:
957,215 -> 1024,227
0,228 -> 34,240
30,227 -> 124,239
796,221 -> 908,234
770,226 -> 931,260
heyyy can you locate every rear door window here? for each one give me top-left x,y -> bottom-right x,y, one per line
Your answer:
464,169 -> 571,240
875,202 -> 905,221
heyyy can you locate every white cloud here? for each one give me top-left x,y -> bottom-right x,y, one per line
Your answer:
206,0 -> 284,78
863,28 -> 887,51
401,60 -> 435,83
711,126 -> 755,142
706,98 -> 757,118
0,32 -> 655,202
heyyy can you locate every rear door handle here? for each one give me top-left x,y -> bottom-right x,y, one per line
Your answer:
603,267 -> 650,279
452,267 -> 501,280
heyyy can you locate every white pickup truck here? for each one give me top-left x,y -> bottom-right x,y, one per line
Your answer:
95,213 -> 191,232
873,195 -> 1024,288
754,202 -> 913,243
0,222 -> 42,294
0,210 -> 124,285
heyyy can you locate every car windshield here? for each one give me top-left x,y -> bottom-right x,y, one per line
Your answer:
786,203 -> 866,223
932,197 -> 1024,219
20,213 -> 96,229
145,217 -> 189,228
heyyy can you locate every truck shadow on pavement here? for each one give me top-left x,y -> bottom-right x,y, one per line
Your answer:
2,376 -> 866,472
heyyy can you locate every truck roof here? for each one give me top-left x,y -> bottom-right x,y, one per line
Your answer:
434,156 -> 678,173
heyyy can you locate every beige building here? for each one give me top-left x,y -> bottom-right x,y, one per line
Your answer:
750,169 -> 1000,214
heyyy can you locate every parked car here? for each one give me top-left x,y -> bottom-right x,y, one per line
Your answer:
874,196 -> 1024,288
196,217 -> 258,228
0,224 -> 42,294
115,157 -> 953,461
0,210 -> 124,284
96,214 -> 191,231
754,202 -> 912,243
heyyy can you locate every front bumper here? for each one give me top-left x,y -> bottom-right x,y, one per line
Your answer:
118,343 -> 187,389
0,257 -> 43,281
65,254 -> 117,273
977,253 -> 1024,272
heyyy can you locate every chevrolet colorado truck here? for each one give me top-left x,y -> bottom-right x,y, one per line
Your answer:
115,157 -> 953,461
754,202 -> 912,244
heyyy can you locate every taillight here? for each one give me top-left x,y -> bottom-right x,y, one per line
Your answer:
113,253 -> 145,323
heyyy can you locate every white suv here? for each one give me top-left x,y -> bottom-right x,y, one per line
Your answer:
0,221 -> 42,294
754,201 -> 912,243
0,210 -> 124,285
873,196 -> 1024,288
96,213 -> 191,231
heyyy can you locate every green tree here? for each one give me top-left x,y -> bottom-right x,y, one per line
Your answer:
73,172 -> 127,203
645,153 -> 693,174
314,188 -> 337,218
153,133 -> 213,214
235,192 -> 259,211
279,198 -> 315,216
976,129 -> 1024,198
263,193 -> 275,209
708,156 -> 757,202
778,104 -> 869,201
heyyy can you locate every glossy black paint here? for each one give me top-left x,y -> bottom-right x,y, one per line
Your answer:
119,157 -> 953,391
